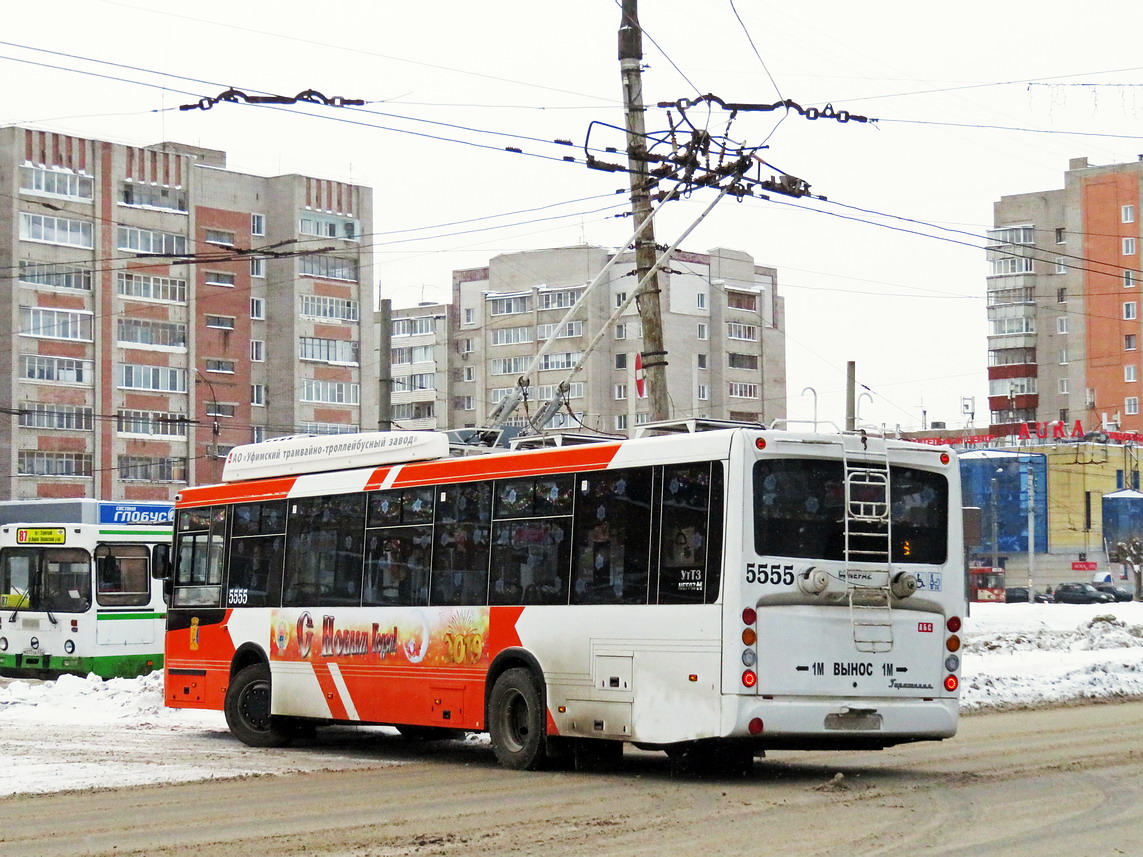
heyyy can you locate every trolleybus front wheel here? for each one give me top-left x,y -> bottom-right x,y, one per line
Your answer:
488,667 -> 547,770
224,662 -> 292,748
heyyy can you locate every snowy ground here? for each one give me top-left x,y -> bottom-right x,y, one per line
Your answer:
3,602 -> 1143,797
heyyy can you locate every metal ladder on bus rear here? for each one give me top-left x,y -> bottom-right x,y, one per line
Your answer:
842,432 -> 895,653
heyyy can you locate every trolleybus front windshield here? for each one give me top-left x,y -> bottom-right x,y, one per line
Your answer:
752,460 -> 948,564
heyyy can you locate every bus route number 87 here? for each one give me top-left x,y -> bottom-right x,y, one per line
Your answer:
745,562 -> 794,585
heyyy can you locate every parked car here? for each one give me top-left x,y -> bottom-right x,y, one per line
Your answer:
1051,582 -> 1116,604
1095,584 -> 1134,602
1005,586 -> 1053,603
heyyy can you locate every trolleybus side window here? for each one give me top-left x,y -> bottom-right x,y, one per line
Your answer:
284,494 -> 365,607
227,501 -> 287,608
572,467 -> 652,605
363,487 -> 434,606
173,506 -> 226,606
431,482 -> 492,606
657,462 -> 724,605
95,544 -> 151,607
491,475 -> 574,605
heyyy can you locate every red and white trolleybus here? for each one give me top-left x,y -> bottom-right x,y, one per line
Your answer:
163,422 -> 965,771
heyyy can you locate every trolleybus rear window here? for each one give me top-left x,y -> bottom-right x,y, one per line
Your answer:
752,460 -> 947,564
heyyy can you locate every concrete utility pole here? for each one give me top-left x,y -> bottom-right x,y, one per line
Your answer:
377,298 -> 392,431
845,361 -> 857,432
619,0 -> 669,422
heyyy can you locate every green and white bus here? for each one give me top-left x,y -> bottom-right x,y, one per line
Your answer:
0,499 -> 172,679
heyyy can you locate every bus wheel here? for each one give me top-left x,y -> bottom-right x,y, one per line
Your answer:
224,663 -> 292,748
488,667 -> 547,770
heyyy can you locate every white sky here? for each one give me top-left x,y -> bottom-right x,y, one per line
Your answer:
2,602 -> 1142,795
6,1 -> 1143,430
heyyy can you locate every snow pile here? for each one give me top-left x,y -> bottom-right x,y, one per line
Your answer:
0,671 -> 169,724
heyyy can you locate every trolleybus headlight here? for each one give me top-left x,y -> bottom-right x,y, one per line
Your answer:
741,607 -> 757,626
944,654 -> 960,672
742,649 -> 757,667
946,616 -> 962,633
945,634 -> 961,653
0,637 -> 6,651
742,669 -> 757,688
64,639 -> 75,655
944,675 -> 959,692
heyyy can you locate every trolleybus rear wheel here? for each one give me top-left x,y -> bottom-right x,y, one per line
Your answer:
488,667 -> 547,770
224,662 -> 292,748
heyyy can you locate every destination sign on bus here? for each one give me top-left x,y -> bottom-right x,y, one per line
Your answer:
98,502 -> 174,525
16,528 -> 66,544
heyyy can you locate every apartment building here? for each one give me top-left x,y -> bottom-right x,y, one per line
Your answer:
440,245 -> 786,434
988,156 -> 1143,438
387,302 -> 452,430
0,126 -> 374,501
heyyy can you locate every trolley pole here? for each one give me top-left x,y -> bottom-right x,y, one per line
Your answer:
619,0 -> 669,422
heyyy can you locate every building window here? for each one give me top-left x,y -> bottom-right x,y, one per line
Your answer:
117,318 -> 187,348
301,380 -> 360,404
117,226 -> 187,256
18,451 -> 93,477
458,395 -> 475,411
204,229 -> 234,246
21,165 -> 94,201
251,426 -> 266,443
727,291 -> 758,311
989,256 -> 1034,276
21,212 -> 94,248
698,384 -> 709,401
20,307 -> 93,341
1057,316 -> 1068,334
728,352 -> 759,370
117,272 -> 187,303
615,291 -> 627,308
19,403 -> 94,431
1128,334 -> 1138,351
697,292 -> 707,309
727,323 -> 759,341
462,366 -> 476,382
1059,378 -> 1070,394
1128,397 -> 1141,416
117,410 -> 187,437
250,298 -> 266,320
251,384 -> 266,406
538,289 -> 583,310
19,261 -> 92,291
463,308 -> 475,325
204,271 -> 236,287
300,294 -> 359,322
1125,237 -> 1137,256
250,257 -> 266,278
251,213 -> 266,236
1057,287 -> 1067,303
1056,257 -> 1067,274
120,181 -> 186,212
536,321 -> 582,339
120,364 -> 187,392
299,337 -> 354,363
299,254 -> 358,282
1126,302 -> 1137,321
1128,365 -> 1139,383
491,356 -> 529,375
614,384 -> 628,400
488,296 -> 530,316
697,322 -> 708,341
697,353 -> 708,370
1055,228 -> 1065,243
1125,205 -> 1136,224
490,326 -> 533,346
615,353 -> 627,370
392,317 -> 435,336
392,345 -> 435,365
614,414 -> 628,431
205,401 -> 236,418
1059,348 -> 1068,365
728,382 -> 759,398
205,358 -> 235,374
1127,270 -> 1138,289
615,324 -> 627,340
459,338 -> 474,354
205,315 -> 235,330
538,352 -> 581,371
21,355 -> 94,385
118,456 -> 185,483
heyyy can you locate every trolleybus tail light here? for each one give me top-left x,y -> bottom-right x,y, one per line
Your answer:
748,717 -> 764,735
755,438 -> 766,451
945,634 -> 961,653
742,607 -> 757,626
742,669 -> 757,688
939,452 -> 950,465
741,627 -> 757,646
944,675 -> 959,692
946,616 -> 962,633
70,619 -> 78,633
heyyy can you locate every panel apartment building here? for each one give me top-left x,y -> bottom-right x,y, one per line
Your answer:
0,126 -> 374,501
987,156 -> 1143,438
418,244 -> 787,434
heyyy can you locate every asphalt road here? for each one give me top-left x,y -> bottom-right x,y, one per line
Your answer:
2,701 -> 1140,857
